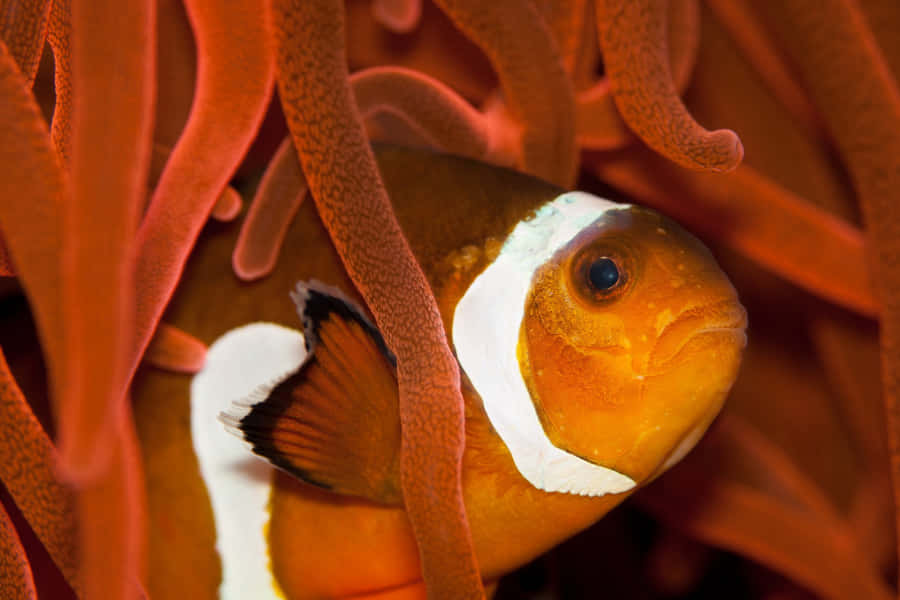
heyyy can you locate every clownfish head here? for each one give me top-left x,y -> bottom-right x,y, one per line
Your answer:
453,192 -> 747,496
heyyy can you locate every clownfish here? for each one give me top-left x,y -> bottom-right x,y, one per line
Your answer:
187,146 -> 746,599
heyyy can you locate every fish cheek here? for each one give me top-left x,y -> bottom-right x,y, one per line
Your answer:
519,262 -> 644,467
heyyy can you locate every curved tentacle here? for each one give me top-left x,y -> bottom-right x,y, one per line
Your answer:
209,186 -> 242,222
46,0 -> 71,164
372,0 -> 422,34
272,1 -> 482,596
133,0 -> 274,380
576,0 -> 699,150
57,0 -> 155,478
0,36 -> 68,439
149,142 -> 242,221
433,0 -> 577,186
352,66 -> 490,159
595,0 -> 743,171
154,0 -> 196,149
0,347 -> 78,594
0,501 -> 36,600
232,136 -> 306,281
586,148 -> 877,317
235,66 -> 494,282
142,322 -> 207,374
0,0 -> 51,84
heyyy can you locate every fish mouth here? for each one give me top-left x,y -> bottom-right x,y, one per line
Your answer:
648,300 -> 748,371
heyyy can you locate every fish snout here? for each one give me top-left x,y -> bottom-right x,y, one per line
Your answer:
648,299 -> 747,372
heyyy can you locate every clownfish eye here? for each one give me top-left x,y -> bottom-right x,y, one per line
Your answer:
567,242 -> 633,305
588,257 -> 620,291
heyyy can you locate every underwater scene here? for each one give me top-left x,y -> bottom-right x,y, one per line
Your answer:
0,1 -> 898,599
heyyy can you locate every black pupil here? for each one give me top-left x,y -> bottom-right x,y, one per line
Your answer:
588,257 -> 619,290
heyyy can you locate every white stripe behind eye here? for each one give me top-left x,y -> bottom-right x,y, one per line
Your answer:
191,322 -> 307,600
452,192 -> 637,497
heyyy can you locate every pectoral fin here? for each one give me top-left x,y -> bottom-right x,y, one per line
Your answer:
220,281 -> 402,506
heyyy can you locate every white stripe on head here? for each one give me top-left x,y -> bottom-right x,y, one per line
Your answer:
191,322 -> 306,599
452,192 -> 637,496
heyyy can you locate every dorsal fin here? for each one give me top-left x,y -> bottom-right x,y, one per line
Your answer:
220,281 -> 402,505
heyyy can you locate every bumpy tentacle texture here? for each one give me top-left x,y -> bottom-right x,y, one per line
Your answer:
0,36 -> 67,426
595,0 -> 743,171
754,0 -> 900,579
58,0 -> 155,478
434,0 -> 577,186
273,1 -> 482,596
576,0 -> 700,150
142,323 -> 207,374
0,501 -> 36,600
235,66 -> 491,281
0,347 -> 78,594
353,66 -> 490,159
46,0 -> 71,164
0,233 -> 12,276
134,0 -> 274,380
0,0 -> 51,84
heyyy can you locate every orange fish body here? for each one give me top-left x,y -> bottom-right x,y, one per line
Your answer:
156,146 -> 745,599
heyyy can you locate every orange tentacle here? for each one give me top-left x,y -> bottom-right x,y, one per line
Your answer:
754,0 -> 900,578
235,67 -> 492,282
133,0 -> 274,378
529,0 -> 590,78
77,407 -> 147,600
372,0 -> 422,34
595,0 -> 743,171
641,420 -> 893,600
856,0 -> 900,83
154,0 -> 196,149
586,148 -> 877,317
149,142 -> 242,221
273,1 -> 481,596
57,0 -> 155,478
143,322 -> 207,374
346,0 -> 497,105
0,37 -> 67,428
705,0 -> 823,137
0,347 -> 78,593
209,186 -> 242,222
433,0 -> 577,186
0,0 -> 51,84
666,0 -> 700,97
808,313 -> 894,568
233,136 -> 306,281
576,0 -> 699,150
352,66 -> 491,159
46,0 -> 70,164
0,232 -> 12,277
0,500 -> 36,600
